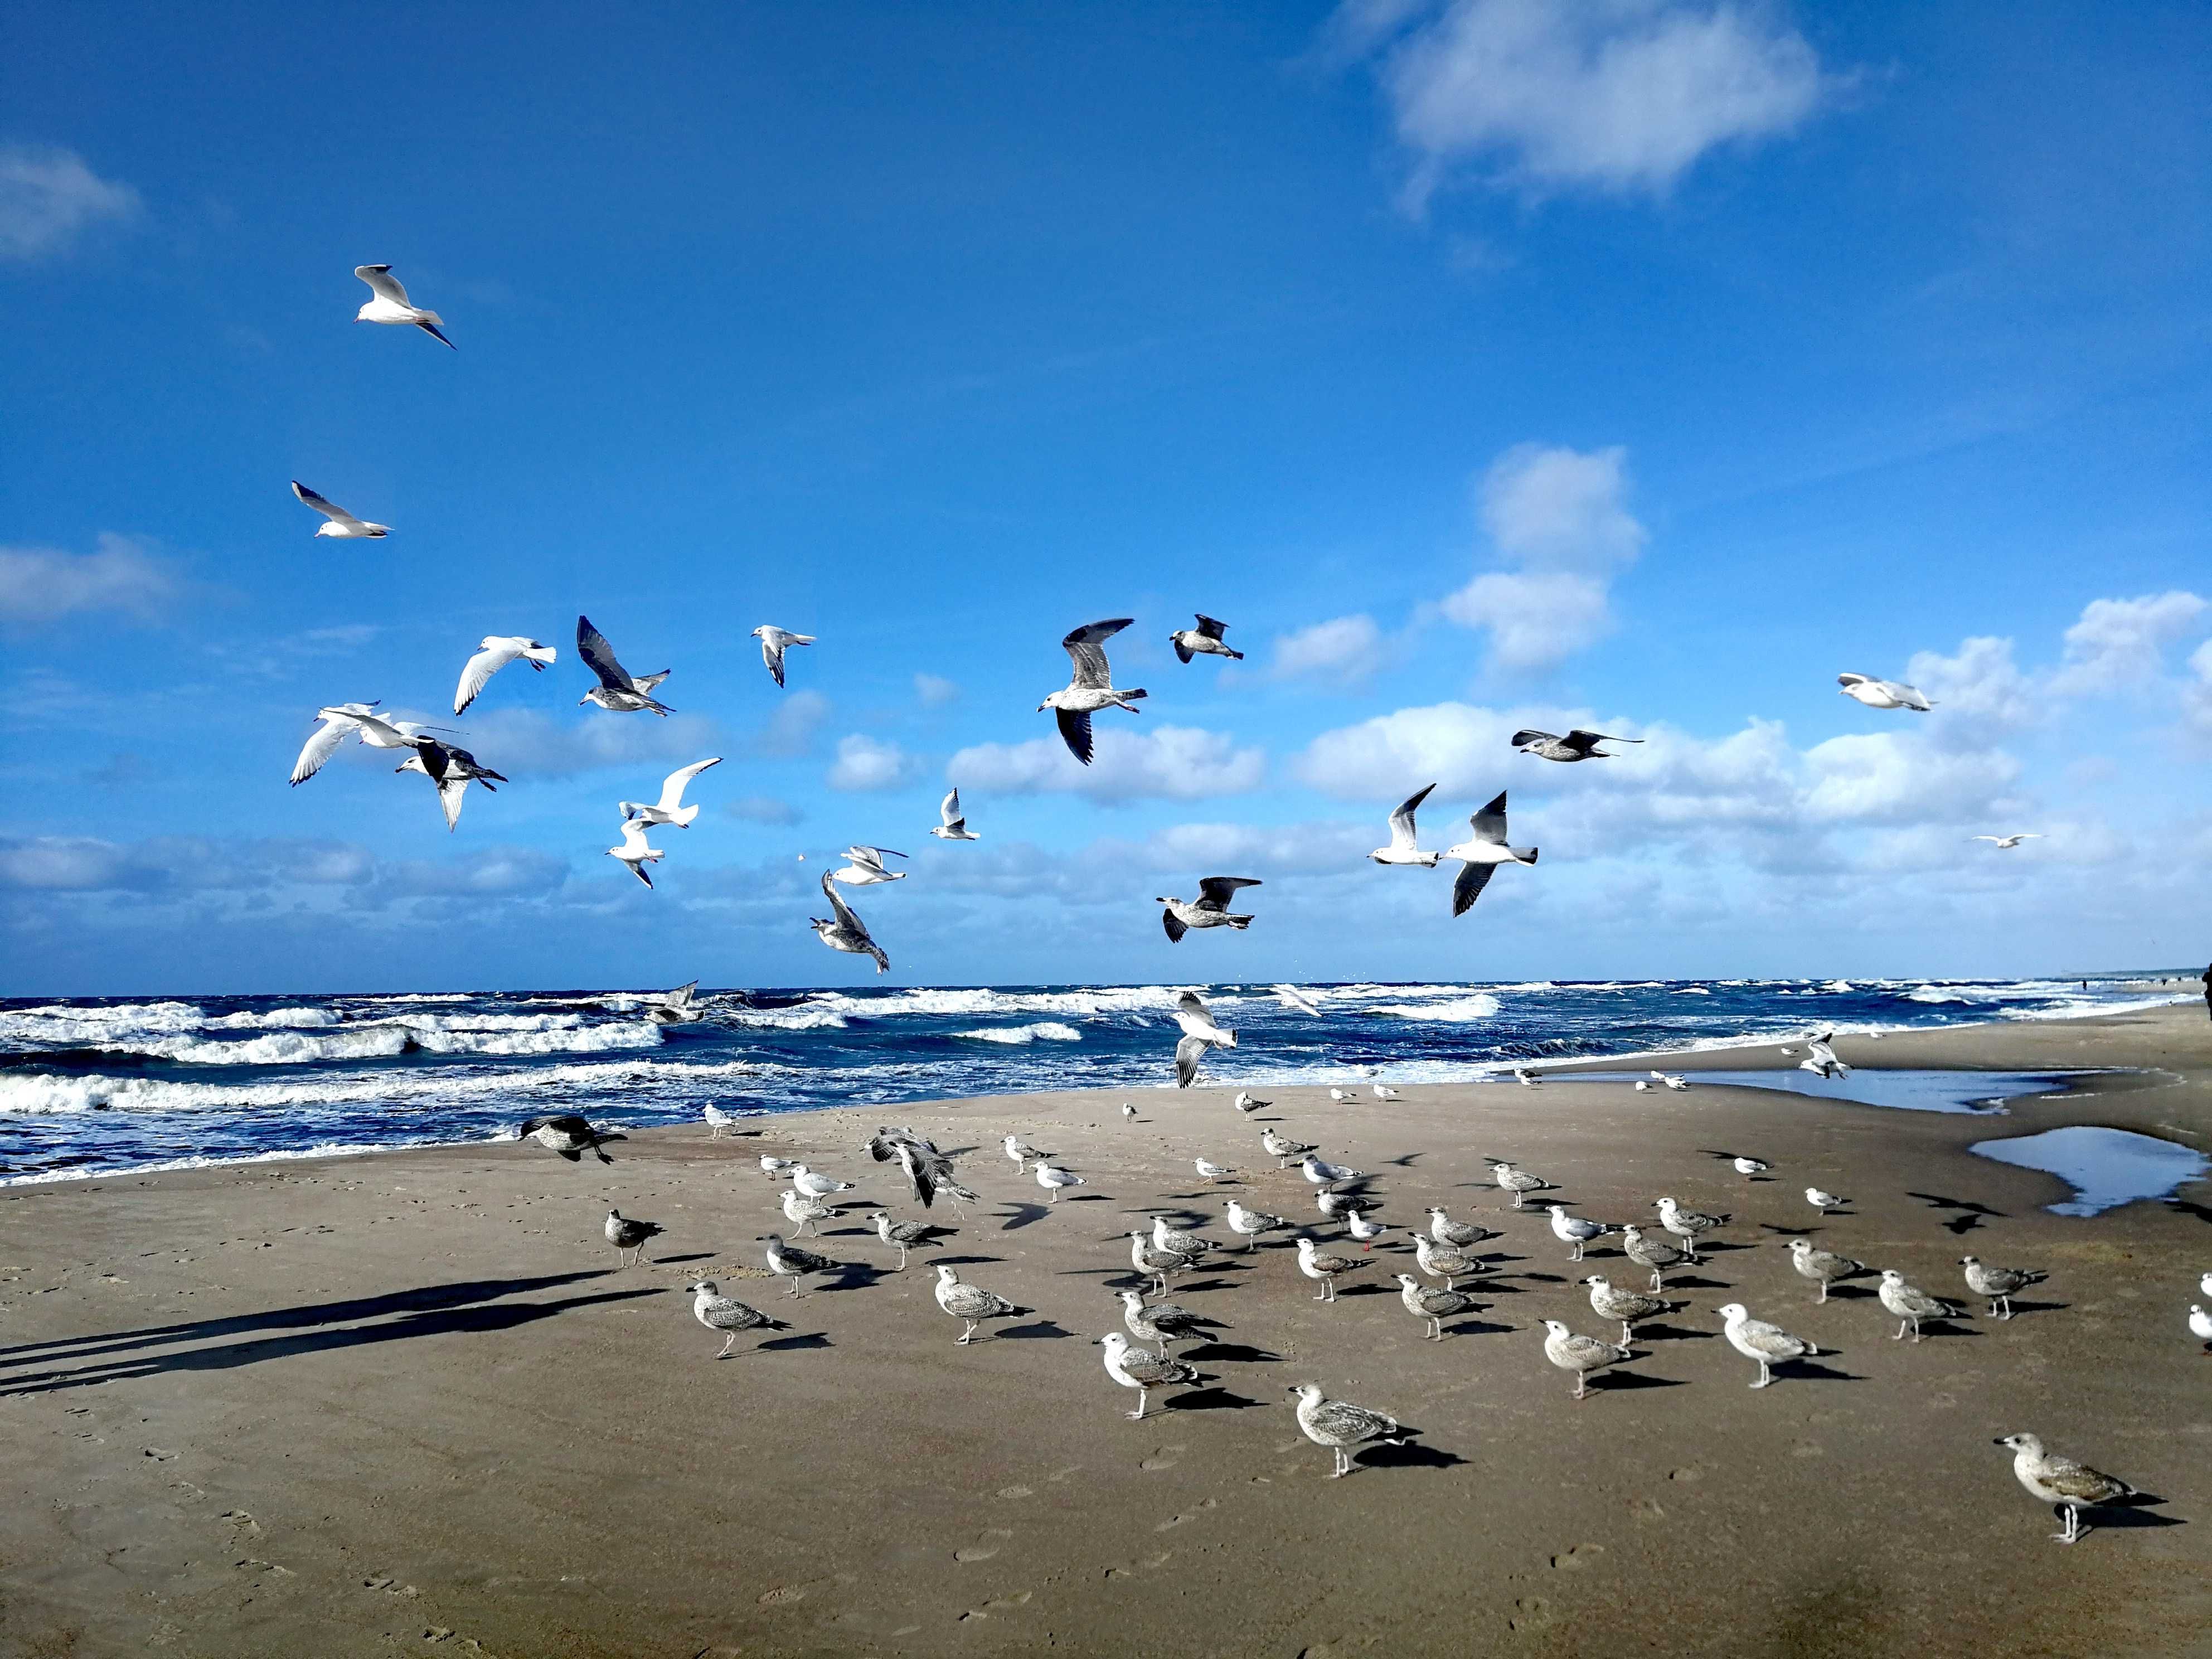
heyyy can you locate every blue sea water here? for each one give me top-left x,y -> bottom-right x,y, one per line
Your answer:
0,976 -> 2181,1184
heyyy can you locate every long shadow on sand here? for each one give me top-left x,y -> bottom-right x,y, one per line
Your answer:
1359,1442 -> 1471,1472
996,1319 -> 1076,1340
1907,1193 -> 2009,1235
0,1283 -> 662,1396
1165,1386 -> 1262,1413
999,1202 -> 1054,1232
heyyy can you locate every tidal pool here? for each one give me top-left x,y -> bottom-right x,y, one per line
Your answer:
1968,1125 -> 2209,1216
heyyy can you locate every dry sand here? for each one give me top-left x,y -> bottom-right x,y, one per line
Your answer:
4,1002 -> 2211,1657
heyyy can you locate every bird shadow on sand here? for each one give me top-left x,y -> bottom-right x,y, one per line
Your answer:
1778,1360 -> 1865,1384
1659,1274 -> 1731,1291
759,1332 -> 833,1352
1634,1323 -> 1716,1343
1360,1442 -> 1469,1472
1593,1371 -> 1688,1395
1992,1299 -> 2069,1318
999,1203 -> 1054,1233
1757,1224 -> 1822,1238
1516,1272 -> 1571,1286
996,1319 -> 1076,1340
1333,1282 -> 1394,1298
2162,1197 -> 2212,1226
1186,1341 -> 1279,1364
1908,1192 -> 2007,1227
1893,1320 -> 1980,1341
2090,1493 -> 2183,1531
1379,1153 -> 1424,1170
929,1253 -> 1005,1268
817,1268 -> 891,1293
1700,1241 -> 1757,1255
1440,1318 -> 1515,1339
1823,1283 -> 1878,1301
1168,1278 -> 1243,1296
657,1251 -> 720,1264
1166,1386 -> 1263,1413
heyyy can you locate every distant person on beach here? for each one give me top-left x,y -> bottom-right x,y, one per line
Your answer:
2202,961 -> 2212,1021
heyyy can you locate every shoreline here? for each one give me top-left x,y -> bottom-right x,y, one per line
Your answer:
4,1003 -> 2210,1655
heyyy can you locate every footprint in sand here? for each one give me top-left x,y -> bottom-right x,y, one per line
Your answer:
997,1486 -> 1034,1500
1549,1544 -> 1603,1571
954,1528 -> 1014,1563
1668,1466 -> 1704,1483
1154,1497 -> 1221,1532
961,1589 -> 1034,1619
757,1585 -> 806,1606
142,1447 -> 177,1462
1138,1445 -> 1185,1472
1507,1597 -> 1555,1633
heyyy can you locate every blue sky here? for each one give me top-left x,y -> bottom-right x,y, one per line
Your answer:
4,1 -> 2210,995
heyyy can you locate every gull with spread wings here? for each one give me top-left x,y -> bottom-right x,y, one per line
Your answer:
290,481 -> 389,539
1511,727 -> 1641,763
352,264 -> 454,348
619,758 -> 721,828
576,615 -> 673,715
1157,877 -> 1262,943
1369,783 -> 1442,867
810,870 -> 889,973
1442,792 -> 1537,918
1038,618 -> 1147,764
454,637 -> 556,714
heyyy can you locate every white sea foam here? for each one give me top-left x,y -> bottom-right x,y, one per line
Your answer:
2,1140 -> 440,1186
1370,994 -> 1502,1022
951,1022 -> 1083,1045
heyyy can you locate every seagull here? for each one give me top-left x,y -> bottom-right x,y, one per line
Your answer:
1168,614 -> 1242,663
1328,1088 -> 1357,1105
1490,1161 -> 1548,1207
1157,877 -> 1262,943
1316,1189 -> 1361,1224
810,870 -> 889,973
1633,1080 -> 1652,1092
1972,833 -> 2043,850
1369,783 -> 1442,867
1511,727 -> 1643,763
1394,1274 -> 1478,1340
789,1164 -> 856,1201
702,1103 -> 738,1137
453,636 -> 556,713
1273,984 -> 1323,1016
1837,672 -> 1933,711
1129,1231 -> 1197,1296
1343,1209 -> 1390,1246
1655,1197 -> 1726,1257
934,1264 -> 1025,1344
930,789 -> 979,841
779,1189 -> 831,1235
1004,1134 -> 1049,1167
353,264 -> 452,347
1287,1382 -> 1414,1478
865,1211 -> 945,1269
1797,1031 -> 1850,1080
1879,1269 -> 1964,1342
1733,1156 -> 1770,1178
1098,1331 -> 1207,1419
1961,1256 -> 2047,1320
686,1280 -> 788,1359
1584,1275 -> 1670,1346
1787,1239 -> 1868,1303
830,845 -> 909,887
757,1233 -> 839,1297
1425,1208 -> 1496,1251
288,703 -> 425,786
1120,1102 -> 1138,1119
1261,1129 -> 1317,1168
1443,792 -> 1538,917
576,616 -> 673,715
1117,1288 -> 1216,1350
1149,1215 -> 1209,1263
1652,1070 -> 1690,1092
1512,1067 -> 1542,1088
1993,1434 -> 2136,1545
1194,1157 -> 1238,1183
2190,1304 -> 2212,1353
1548,1205 -> 1611,1262
1716,1303 -> 1817,1388
1294,1236 -> 1367,1302
608,818 -> 664,887
1172,990 -> 1235,1088
1370,1082 -> 1401,1102
603,1209 -> 662,1268
1225,1199 -> 1292,1250
1039,618 -> 1146,764
516,1115 -> 625,1164
759,1154 -> 797,1179
1806,1186 -> 1849,1212
1541,1320 -> 1632,1401
653,977 -> 704,1021
1231,1091 -> 1269,1114
1412,1233 -> 1487,1291
290,480 -> 389,539
1034,1161 -> 1085,1202
619,758 -> 722,828
1619,1225 -> 1689,1291
401,738 -> 507,831
751,625 -> 814,688
1300,1154 -> 1362,1189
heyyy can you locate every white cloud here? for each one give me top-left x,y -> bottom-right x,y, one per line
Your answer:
1270,614 -> 1384,685
2051,591 -> 2208,695
1798,733 -> 2020,825
0,836 -> 374,893
0,535 -> 182,625
1296,700 -> 1525,798
949,724 -> 1266,804
1442,444 -> 1645,672
0,145 -> 140,260
752,690 -> 831,758
726,795 -> 803,826
914,672 -> 961,707
1348,0 -> 1832,205
826,734 -> 919,792
457,709 -> 724,778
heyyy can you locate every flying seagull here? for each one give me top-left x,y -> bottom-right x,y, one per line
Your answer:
288,704 -> 434,786
811,869 -> 889,972
516,1114 -> 625,1163
930,789 -> 979,841
576,615 -> 673,715
1168,614 -> 1243,663
830,846 -> 909,887
1157,876 -> 1262,943
1837,673 -> 1932,711
453,636 -> 556,714
353,264 -> 453,347
1370,783 -> 1441,866
1172,989 -> 1235,1088
620,758 -> 722,828
399,738 -> 506,831
290,481 -> 389,539
1972,833 -> 2043,850
607,818 -> 664,887
751,625 -> 814,688
1039,618 -> 1147,765
1273,983 -> 1323,1016
1442,791 -> 1537,917
1511,727 -> 1642,762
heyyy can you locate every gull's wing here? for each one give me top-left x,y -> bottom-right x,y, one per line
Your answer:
576,615 -> 632,691
1273,983 -> 1322,1016
1508,729 -> 1556,749
1195,876 -> 1262,909
454,639 -> 522,715
1971,836 -> 2002,844
1467,791 -> 1509,845
939,789 -> 963,827
1174,1033 -> 1208,1088
760,636 -> 786,686
1451,859 -> 1496,917
1836,673 -> 1870,688
436,773 -> 469,831
1891,682 -> 1932,710
1055,706 -> 1095,765
1564,729 -> 1641,751
289,712 -> 359,785
1194,614 -> 1230,641
820,869 -> 871,937
1162,906 -> 1187,944
657,756 -> 722,811
617,818 -> 655,855
355,264 -> 410,305
1063,618 -> 1132,690
847,845 -> 908,868
290,480 -> 365,528
1388,783 -> 1437,850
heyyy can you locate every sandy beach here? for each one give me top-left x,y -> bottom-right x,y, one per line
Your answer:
6,1002 -> 2210,1658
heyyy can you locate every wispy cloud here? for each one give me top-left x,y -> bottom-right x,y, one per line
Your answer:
1269,614 -> 1385,686
726,795 -> 804,826
950,725 -> 1266,804
0,144 -> 140,260
914,672 -> 961,708
0,534 -> 184,626
752,690 -> 832,758
456,708 -> 725,779
826,734 -> 919,792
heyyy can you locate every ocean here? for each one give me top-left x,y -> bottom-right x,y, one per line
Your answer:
0,976 -> 2182,1185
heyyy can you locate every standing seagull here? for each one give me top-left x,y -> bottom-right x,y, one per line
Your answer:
1511,727 -> 1642,762
865,1211 -> 944,1269
1837,672 -> 1932,711
1620,1225 -> 1690,1291
1961,1256 -> 2047,1320
1294,1236 -> 1368,1302
1806,1186 -> 1850,1212
620,758 -> 722,828
516,1115 -> 625,1163
830,846 -> 909,887
1993,1434 -> 2136,1545
758,1233 -> 840,1297
810,870 -> 889,973
1442,792 -> 1538,918
607,818 -> 664,887
934,1264 -> 1026,1344
1879,1268 -> 1964,1342
1225,1198 -> 1292,1250
1033,1161 -> 1086,1202
1584,1275 -> 1670,1346
1157,877 -> 1262,942
290,481 -> 389,539
1287,1382 -> 1415,1478
751,625 -> 814,688
1541,1320 -> 1633,1401
1972,833 -> 2043,850
1548,1205 -> 1611,1262
1369,783 -> 1442,866
1038,618 -> 1147,764
1717,1303 -> 1818,1388
576,616 -> 673,715
1787,1239 -> 1867,1303
1655,1196 -> 1727,1258
604,1209 -> 663,1268
1172,989 -> 1236,1088
686,1280 -> 788,1359
1168,614 -> 1243,663
454,636 -> 556,714
353,264 -> 453,347
1395,1273 -> 1479,1340
931,789 -> 979,841
1490,1161 -> 1549,1208
1098,1331 -> 1207,1419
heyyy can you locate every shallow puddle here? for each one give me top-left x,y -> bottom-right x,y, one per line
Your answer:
1968,1125 -> 2209,1215
1584,1069 -> 2088,1114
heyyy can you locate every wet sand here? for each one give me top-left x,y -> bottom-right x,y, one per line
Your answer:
4,1002 -> 2210,1657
